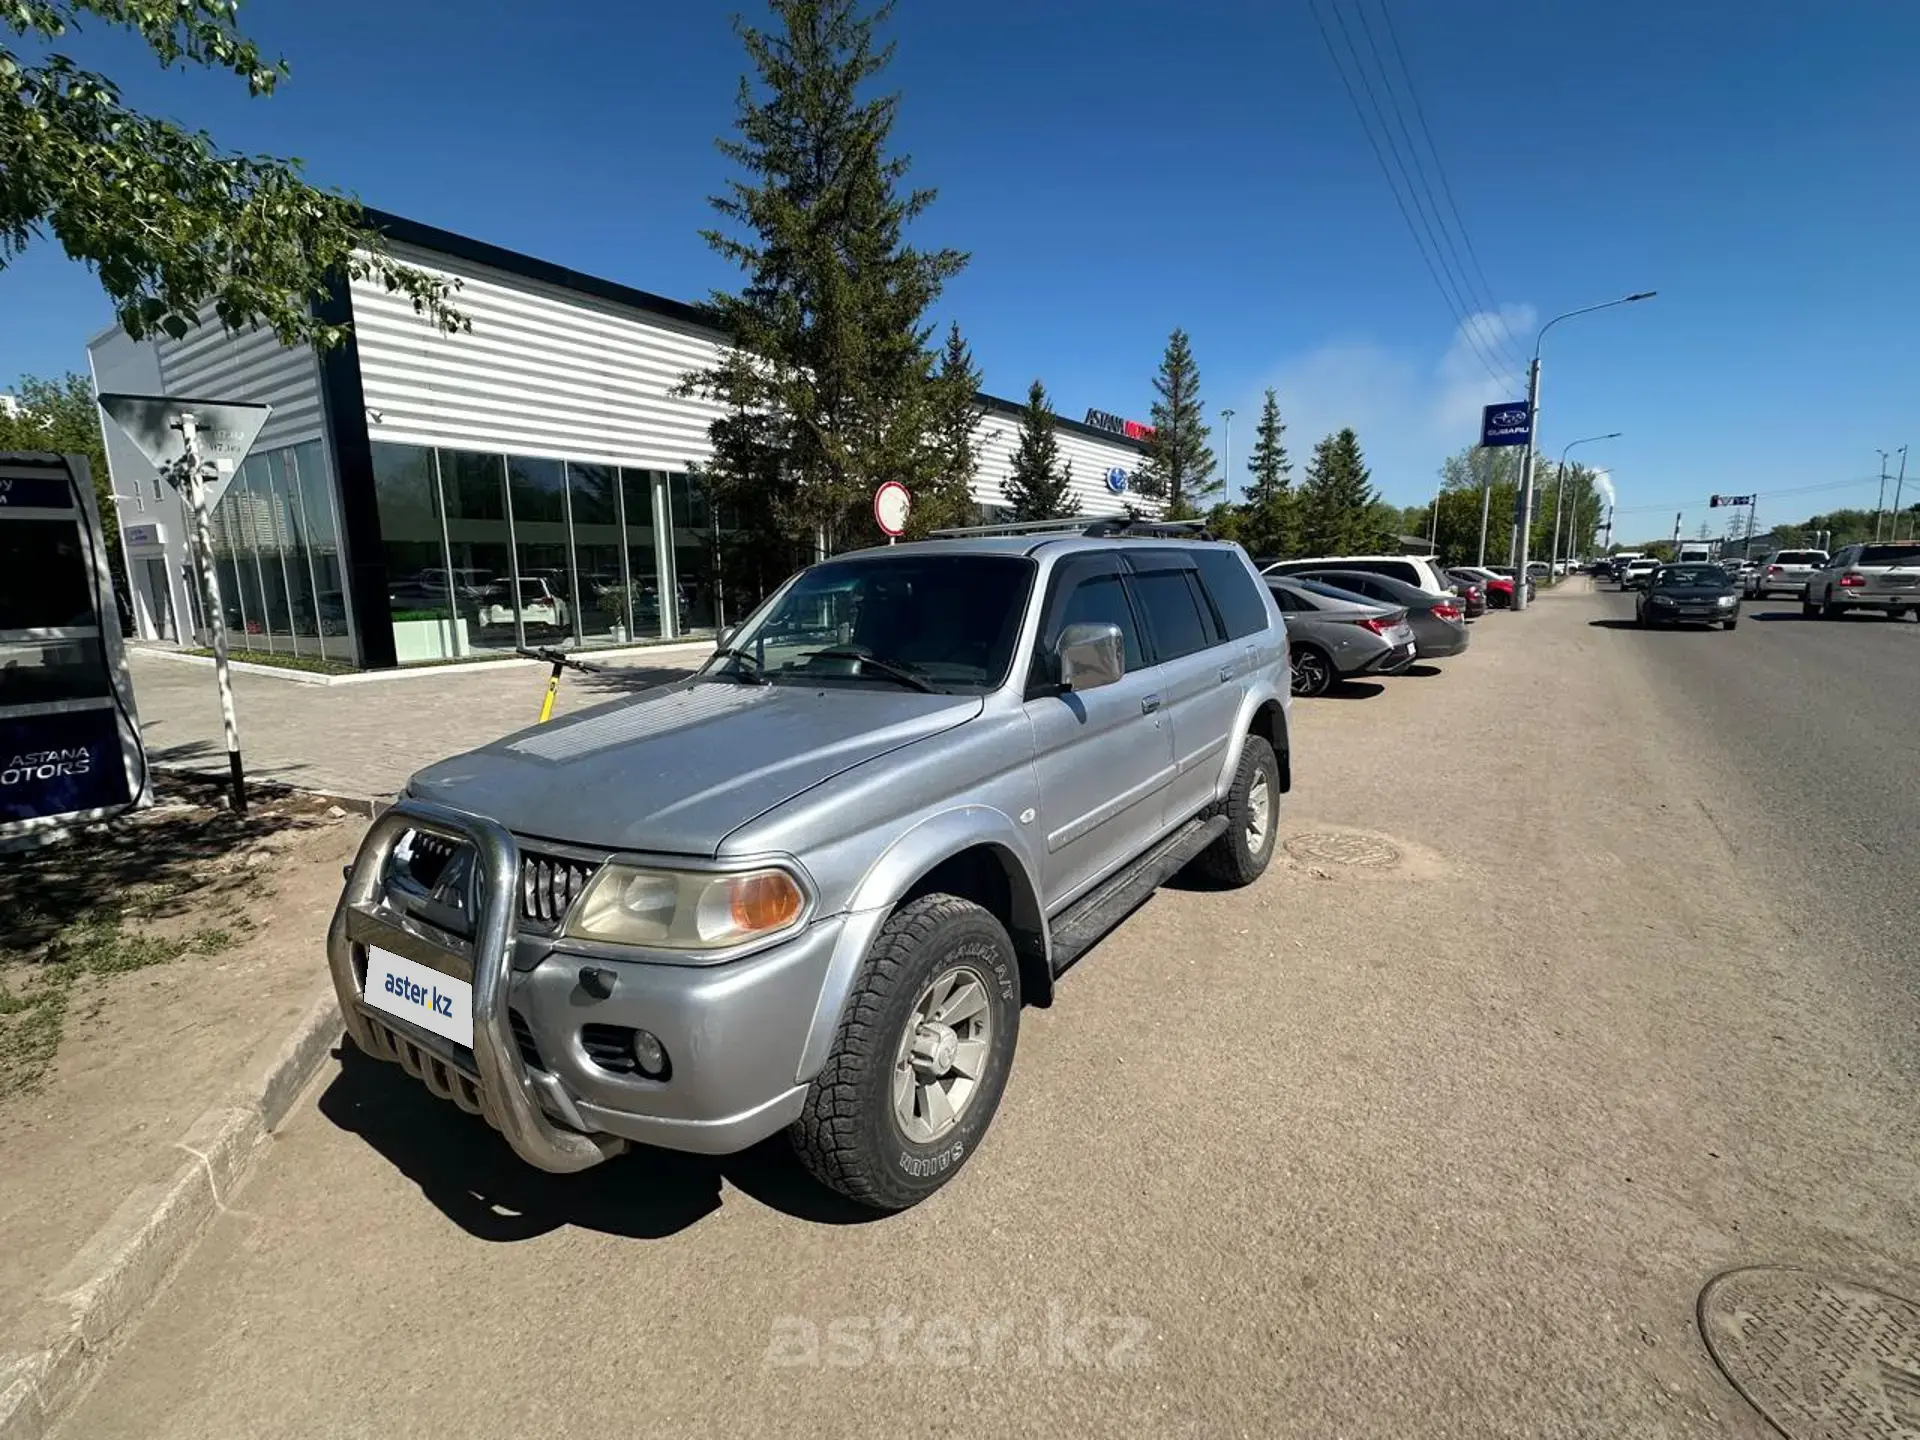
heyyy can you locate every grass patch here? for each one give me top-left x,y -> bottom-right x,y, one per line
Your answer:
186,647 -> 357,676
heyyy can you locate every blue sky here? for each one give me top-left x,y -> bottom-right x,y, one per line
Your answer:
7,0 -> 1918,541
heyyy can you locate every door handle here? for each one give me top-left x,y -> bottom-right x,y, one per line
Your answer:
1218,663 -> 1236,683
1141,694 -> 1162,714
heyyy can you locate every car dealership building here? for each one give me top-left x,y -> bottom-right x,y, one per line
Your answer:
88,213 -> 1153,670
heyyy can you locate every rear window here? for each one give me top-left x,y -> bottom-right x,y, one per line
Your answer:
1192,548 -> 1271,639
1858,544 -> 1920,566
1775,551 -> 1825,565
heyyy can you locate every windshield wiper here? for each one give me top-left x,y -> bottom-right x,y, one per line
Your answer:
799,649 -> 938,693
709,647 -> 769,684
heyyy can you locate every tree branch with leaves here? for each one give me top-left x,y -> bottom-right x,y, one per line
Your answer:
1,0 -> 466,347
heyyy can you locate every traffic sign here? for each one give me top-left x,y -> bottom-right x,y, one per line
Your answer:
97,393 -> 271,514
873,480 -> 912,538
1480,402 -> 1532,448
1710,494 -> 1754,508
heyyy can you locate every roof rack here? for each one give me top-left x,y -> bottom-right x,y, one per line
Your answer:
926,511 -> 1217,542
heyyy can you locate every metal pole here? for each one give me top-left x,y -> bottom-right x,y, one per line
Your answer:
175,414 -> 247,813
1476,473 -> 1492,568
1511,357 -> 1541,611
1891,446 -> 1908,541
1428,476 -> 1441,551
1221,409 -> 1235,496
1549,463 -> 1567,582
1875,451 -> 1890,541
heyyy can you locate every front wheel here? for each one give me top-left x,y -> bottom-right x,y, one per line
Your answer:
1191,735 -> 1281,888
1723,619 -> 1739,631
790,894 -> 1020,1211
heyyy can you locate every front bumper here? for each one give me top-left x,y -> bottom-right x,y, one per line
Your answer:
325,799 -> 837,1172
1646,603 -> 1739,623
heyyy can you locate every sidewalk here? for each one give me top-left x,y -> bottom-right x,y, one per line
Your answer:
129,645 -> 710,802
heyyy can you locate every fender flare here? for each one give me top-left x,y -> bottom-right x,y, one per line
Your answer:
795,807 -> 1046,1084
1216,687 -> 1292,801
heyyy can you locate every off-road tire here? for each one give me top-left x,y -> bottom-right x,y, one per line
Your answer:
1192,735 -> 1281,888
1801,598 -> 1818,617
789,895 -> 1019,1211
1723,619 -> 1738,631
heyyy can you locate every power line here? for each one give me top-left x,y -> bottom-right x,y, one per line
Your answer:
1303,0 -> 1519,388
1372,0 -> 1528,377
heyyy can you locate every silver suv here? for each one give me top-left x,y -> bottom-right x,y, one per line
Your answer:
326,523 -> 1293,1210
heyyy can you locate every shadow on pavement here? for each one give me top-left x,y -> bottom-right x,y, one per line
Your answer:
1318,680 -> 1386,700
1401,663 -> 1444,677
1586,618 -> 1643,630
316,1041 -> 882,1239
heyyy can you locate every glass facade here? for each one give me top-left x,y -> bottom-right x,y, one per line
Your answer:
202,440 -> 352,661
368,443 -> 721,665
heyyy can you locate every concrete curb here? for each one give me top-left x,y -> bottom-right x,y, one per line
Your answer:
0,987 -> 344,1440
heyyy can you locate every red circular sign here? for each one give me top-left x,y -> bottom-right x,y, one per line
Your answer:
873,481 -> 911,537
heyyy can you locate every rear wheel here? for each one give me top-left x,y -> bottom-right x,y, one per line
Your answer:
1289,645 -> 1334,698
1192,735 -> 1280,888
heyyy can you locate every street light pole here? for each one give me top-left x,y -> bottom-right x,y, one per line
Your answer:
1511,291 -> 1656,612
1220,409 -> 1235,492
1876,450 -> 1892,541
1549,433 -> 1620,581
1890,444 -> 1909,541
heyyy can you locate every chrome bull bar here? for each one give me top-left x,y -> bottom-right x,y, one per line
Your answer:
324,797 -> 625,1174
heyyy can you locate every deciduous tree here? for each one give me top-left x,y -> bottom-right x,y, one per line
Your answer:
1,1 -> 465,347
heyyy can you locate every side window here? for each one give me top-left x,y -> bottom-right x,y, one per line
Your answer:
1193,548 -> 1271,639
1040,567 -> 1145,676
1266,585 -> 1303,613
1130,567 -> 1216,661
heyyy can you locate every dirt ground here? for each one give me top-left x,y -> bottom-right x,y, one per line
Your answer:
0,778 -> 364,1345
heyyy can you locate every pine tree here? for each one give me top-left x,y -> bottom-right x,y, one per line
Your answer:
677,0 -> 968,566
1237,387 -> 1293,557
902,321 -> 986,536
1003,379 -> 1079,521
1296,428 -> 1381,555
1132,328 -> 1217,519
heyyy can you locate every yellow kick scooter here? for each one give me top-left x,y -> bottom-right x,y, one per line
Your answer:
518,646 -> 603,723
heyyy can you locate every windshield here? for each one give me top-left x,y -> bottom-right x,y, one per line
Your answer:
1656,566 -> 1730,586
712,552 -> 1037,692
1858,544 -> 1920,566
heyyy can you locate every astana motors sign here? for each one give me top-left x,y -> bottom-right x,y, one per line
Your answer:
1084,408 -> 1155,443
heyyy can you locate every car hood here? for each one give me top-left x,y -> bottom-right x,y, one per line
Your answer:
406,679 -> 983,855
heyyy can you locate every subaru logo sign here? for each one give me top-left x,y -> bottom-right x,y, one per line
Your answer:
1480,401 -> 1532,448
1105,466 -> 1129,495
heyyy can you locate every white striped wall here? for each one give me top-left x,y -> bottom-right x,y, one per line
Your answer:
151,309 -> 327,455
349,245 -> 1149,516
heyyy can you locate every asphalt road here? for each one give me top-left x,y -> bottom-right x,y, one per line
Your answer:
58,588 -> 1920,1439
1590,579 -> 1920,1077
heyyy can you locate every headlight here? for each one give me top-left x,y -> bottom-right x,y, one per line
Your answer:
565,864 -> 807,949
1651,595 -> 1674,605
1716,594 -> 1736,606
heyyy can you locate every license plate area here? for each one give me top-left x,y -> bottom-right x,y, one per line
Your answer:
364,944 -> 474,1048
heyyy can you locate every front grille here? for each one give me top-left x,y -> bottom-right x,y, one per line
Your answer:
520,851 -> 597,930
508,1008 -> 547,1073
401,831 -> 460,890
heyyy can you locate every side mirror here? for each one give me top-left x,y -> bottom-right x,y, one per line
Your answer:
1055,622 -> 1125,693
716,625 -> 737,650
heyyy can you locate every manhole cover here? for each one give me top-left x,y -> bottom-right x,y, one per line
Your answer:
1282,832 -> 1402,868
1699,1266 -> 1920,1439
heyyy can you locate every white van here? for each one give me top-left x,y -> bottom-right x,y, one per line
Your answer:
1261,554 -> 1456,597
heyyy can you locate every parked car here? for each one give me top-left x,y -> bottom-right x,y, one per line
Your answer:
326,526 -> 1293,1211
480,577 -> 571,630
1281,568 -> 1470,660
1619,558 -> 1661,590
1266,576 -> 1416,696
1800,541 -> 1920,619
1744,548 -> 1830,599
1486,565 -> 1539,602
1449,575 -> 1488,618
1451,565 -> 1516,608
1261,553 -> 1456,597
1635,564 -> 1742,629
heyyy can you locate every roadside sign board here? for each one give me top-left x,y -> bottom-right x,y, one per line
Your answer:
873,480 -> 911,538
1709,494 -> 1755,508
96,394 -> 271,514
1480,402 -> 1532,448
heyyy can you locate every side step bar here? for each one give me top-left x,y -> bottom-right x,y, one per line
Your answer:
1048,813 -> 1229,978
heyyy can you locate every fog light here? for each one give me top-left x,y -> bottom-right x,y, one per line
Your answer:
632,1029 -> 668,1078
